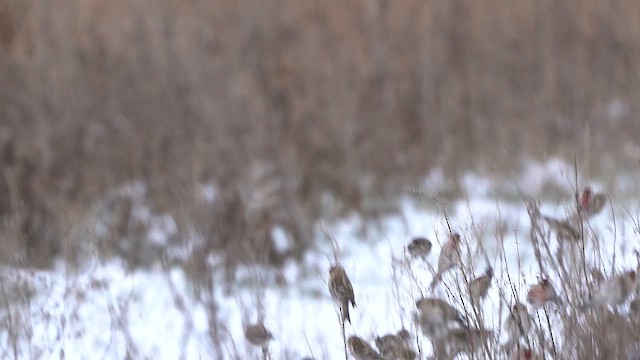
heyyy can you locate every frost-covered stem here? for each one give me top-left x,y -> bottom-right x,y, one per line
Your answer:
543,307 -> 557,358
341,315 -> 347,360
573,157 -> 589,288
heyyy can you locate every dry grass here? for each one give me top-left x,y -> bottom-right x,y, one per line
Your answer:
2,2 -> 640,355
328,189 -> 640,360
0,180 -> 637,358
0,0 -> 639,280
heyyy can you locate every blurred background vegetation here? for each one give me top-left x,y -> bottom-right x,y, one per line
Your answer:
0,0 -> 638,272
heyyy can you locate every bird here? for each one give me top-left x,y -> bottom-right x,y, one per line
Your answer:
469,266 -> 493,304
543,187 -> 606,240
407,237 -> 432,260
526,279 -> 558,309
348,336 -> 383,360
574,186 -> 606,220
396,328 -> 411,340
580,270 -> 637,310
504,303 -> 533,351
430,233 -> 462,289
541,215 -> 581,241
433,326 -> 493,359
244,322 -> 273,347
415,297 -> 466,338
328,265 -> 356,323
509,347 -> 541,360
375,329 -> 416,360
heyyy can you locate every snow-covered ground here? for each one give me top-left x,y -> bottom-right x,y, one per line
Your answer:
1,158 -> 639,359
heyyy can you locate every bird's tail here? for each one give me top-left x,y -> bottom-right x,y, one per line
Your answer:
342,300 -> 351,323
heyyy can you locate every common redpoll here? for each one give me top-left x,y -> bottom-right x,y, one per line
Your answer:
504,303 -> 533,351
407,237 -> 432,260
375,329 -> 415,360
430,233 -> 462,289
396,328 -> 411,340
542,215 -> 581,241
580,270 -> 637,310
469,266 -> 493,303
526,279 -> 558,309
374,330 -> 407,353
415,297 -> 466,338
509,348 -> 541,360
575,186 -> 606,219
244,322 -> 273,347
348,336 -> 383,360
434,326 -> 493,359
543,187 -> 606,240
329,265 -> 356,323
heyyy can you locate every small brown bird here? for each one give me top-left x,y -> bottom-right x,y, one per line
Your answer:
396,328 -> 411,340
527,279 -> 558,309
434,326 -> 493,359
375,329 -> 416,360
544,187 -> 606,240
469,266 -> 493,303
575,186 -> 606,219
509,348 -> 541,360
348,336 -> 383,360
244,322 -> 273,347
504,303 -> 533,351
430,233 -> 462,289
542,215 -> 581,241
407,237 -> 432,260
329,265 -> 356,323
415,297 -> 466,338
580,270 -> 637,310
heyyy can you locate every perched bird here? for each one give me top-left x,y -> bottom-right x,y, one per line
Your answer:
389,348 -> 416,360
575,186 -> 606,220
526,279 -> 558,309
407,237 -> 432,260
375,329 -> 416,360
415,297 -> 466,338
469,266 -> 494,303
509,348 -> 541,360
374,330 -> 407,354
396,328 -> 411,340
433,326 -> 493,359
580,270 -> 637,310
543,187 -> 606,240
244,322 -> 273,347
504,303 -> 533,351
348,336 -> 383,360
542,215 -> 581,241
430,233 -> 462,289
328,265 -> 356,323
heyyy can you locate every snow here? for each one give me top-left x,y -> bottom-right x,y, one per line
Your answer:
6,262 -> 210,360
1,160 -> 639,359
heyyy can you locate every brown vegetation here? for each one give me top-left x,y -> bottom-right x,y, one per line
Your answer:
0,0 -> 639,269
